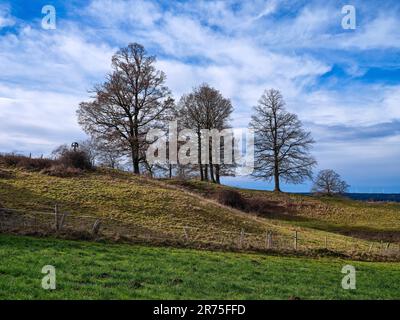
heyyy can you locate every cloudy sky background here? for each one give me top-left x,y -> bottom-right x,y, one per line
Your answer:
1,0 -> 399,192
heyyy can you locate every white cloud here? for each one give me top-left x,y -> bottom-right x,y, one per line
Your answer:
339,15 -> 400,50
253,0 -> 278,20
0,16 -> 115,155
0,4 -> 15,28
0,84 -> 86,155
85,0 -> 161,28
0,24 -> 115,91
291,85 -> 400,127
314,134 -> 400,183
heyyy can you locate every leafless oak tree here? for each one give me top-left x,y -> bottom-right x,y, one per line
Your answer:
94,136 -> 125,169
312,169 -> 349,195
77,43 -> 174,174
79,138 -> 99,167
250,89 -> 316,192
178,84 -> 233,183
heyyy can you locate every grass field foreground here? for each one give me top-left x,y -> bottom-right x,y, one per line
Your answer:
0,234 -> 399,299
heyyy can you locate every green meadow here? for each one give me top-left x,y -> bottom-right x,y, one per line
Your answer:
0,234 -> 399,300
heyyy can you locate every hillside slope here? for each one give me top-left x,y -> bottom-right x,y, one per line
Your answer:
165,179 -> 400,243
0,165 -> 396,255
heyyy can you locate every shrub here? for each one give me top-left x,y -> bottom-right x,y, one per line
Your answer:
41,165 -> 82,178
245,197 -> 284,215
0,154 -> 20,166
216,189 -> 283,216
0,169 -> 14,179
217,190 -> 247,210
0,151 -> 92,177
0,154 -> 55,171
245,197 -> 265,213
58,150 -> 93,170
16,157 -> 54,171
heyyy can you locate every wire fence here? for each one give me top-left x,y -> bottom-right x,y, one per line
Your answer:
1,206 -> 399,259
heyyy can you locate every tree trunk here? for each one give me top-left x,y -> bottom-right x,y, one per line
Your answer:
133,156 -> 140,174
273,173 -> 280,192
169,164 -> 172,179
209,140 -> 216,183
209,164 -> 215,183
273,108 -> 280,192
215,164 -> 220,184
273,160 -> 281,192
132,115 -> 140,174
131,143 -> 140,174
197,130 -> 204,180
204,164 -> 209,181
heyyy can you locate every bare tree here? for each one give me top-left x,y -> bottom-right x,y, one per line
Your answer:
94,136 -> 125,169
77,43 -> 174,174
51,144 -> 69,160
178,92 -> 205,180
178,84 -> 233,183
250,89 -> 316,192
79,138 -> 98,167
312,169 -> 349,195
197,84 -> 233,183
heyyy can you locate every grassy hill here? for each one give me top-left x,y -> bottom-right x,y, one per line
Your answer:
0,164 -> 399,257
165,179 -> 400,243
1,234 -> 399,299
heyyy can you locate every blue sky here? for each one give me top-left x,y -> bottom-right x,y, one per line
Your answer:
1,0 -> 400,192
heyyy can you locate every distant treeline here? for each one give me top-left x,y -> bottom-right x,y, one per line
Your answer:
298,192 -> 400,203
345,193 -> 400,203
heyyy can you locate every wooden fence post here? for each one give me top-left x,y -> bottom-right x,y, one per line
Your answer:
54,204 -> 59,231
183,226 -> 189,242
268,231 -> 273,249
239,228 -> 245,248
294,231 -> 298,250
91,219 -> 101,235
33,214 -> 37,232
58,212 -> 69,231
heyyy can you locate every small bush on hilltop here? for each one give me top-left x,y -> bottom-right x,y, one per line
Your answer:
0,148 -> 93,178
216,188 -> 284,216
40,146 -> 94,177
0,154 -> 54,171
58,150 -> 93,170
217,190 -> 247,210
